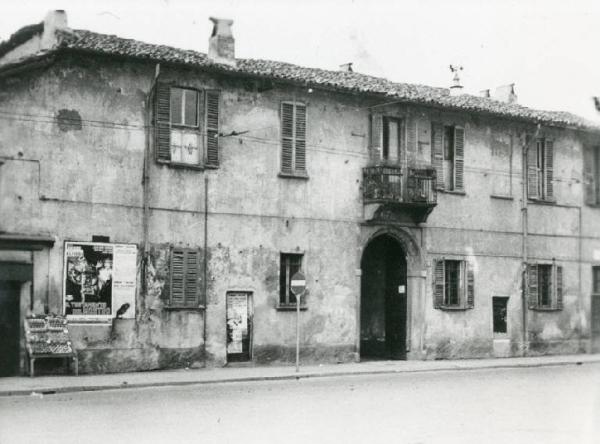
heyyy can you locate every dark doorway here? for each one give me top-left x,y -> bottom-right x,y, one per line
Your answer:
361,235 -> 407,360
0,280 -> 21,376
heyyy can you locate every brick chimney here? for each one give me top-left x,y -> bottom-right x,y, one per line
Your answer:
494,84 -> 517,104
41,10 -> 69,49
208,17 -> 235,66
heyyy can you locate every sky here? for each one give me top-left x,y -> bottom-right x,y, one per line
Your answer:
2,0 -> 600,122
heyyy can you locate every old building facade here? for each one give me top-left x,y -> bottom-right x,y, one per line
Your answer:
1,11 -> 599,375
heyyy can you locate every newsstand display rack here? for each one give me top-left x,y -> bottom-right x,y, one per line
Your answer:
24,315 -> 78,377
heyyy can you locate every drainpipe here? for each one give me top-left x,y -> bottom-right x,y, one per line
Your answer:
203,176 -> 209,366
142,64 -> 160,298
521,123 -> 541,356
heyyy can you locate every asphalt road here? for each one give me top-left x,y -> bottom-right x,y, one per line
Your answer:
1,363 -> 599,444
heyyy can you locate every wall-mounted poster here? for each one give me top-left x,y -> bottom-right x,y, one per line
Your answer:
63,242 -> 137,321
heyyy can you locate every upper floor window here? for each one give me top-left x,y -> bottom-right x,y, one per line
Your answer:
526,138 -> 554,201
526,262 -> 563,310
154,83 -> 220,168
584,146 -> 600,206
431,123 -> 465,192
280,102 -> 307,177
170,87 -> 199,127
432,258 -> 474,310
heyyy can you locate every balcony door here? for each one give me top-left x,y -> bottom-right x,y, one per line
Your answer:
382,117 -> 402,164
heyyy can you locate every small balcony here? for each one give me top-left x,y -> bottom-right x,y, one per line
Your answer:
363,166 -> 437,223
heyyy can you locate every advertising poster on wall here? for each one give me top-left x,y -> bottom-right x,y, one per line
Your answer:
63,242 -> 137,321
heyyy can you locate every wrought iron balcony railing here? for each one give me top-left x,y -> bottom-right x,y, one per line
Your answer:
363,166 -> 437,205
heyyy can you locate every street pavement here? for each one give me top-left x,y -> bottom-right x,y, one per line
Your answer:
0,362 -> 599,444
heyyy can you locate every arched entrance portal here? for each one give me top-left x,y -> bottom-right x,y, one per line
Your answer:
360,234 -> 407,360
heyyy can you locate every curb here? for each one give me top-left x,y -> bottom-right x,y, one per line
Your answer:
2,356 -> 599,398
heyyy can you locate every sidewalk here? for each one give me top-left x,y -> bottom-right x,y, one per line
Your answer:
1,353 -> 599,397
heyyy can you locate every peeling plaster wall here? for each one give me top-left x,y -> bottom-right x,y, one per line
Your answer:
0,52 -> 597,374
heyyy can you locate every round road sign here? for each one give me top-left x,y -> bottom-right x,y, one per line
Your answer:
290,271 -> 306,296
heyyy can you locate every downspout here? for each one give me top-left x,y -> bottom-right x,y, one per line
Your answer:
521,123 -> 541,356
203,176 -> 209,367
142,64 -> 160,298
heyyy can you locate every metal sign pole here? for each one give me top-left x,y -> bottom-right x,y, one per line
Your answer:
290,270 -> 306,374
296,291 -> 301,373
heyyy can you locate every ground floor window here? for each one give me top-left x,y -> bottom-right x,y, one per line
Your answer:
433,258 -> 475,310
279,253 -> 303,307
526,262 -> 563,310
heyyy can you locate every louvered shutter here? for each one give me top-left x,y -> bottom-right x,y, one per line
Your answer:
170,248 -> 185,305
527,264 -> 538,309
544,140 -> 554,199
433,259 -> 444,308
527,143 -> 539,199
295,103 -> 307,172
406,117 -> 417,165
454,126 -> 465,190
281,102 -> 294,173
431,123 -> 444,188
184,250 -> 199,306
154,82 -> 171,161
466,260 -> 475,309
206,90 -> 220,167
369,114 -> 383,161
555,265 -> 563,310
583,147 -> 595,205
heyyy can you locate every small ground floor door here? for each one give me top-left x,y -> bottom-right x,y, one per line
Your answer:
0,280 -> 20,376
592,294 -> 600,353
226,292 -> 253,362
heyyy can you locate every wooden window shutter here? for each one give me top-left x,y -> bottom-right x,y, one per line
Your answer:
555,265 -> 563,310
431,123 -> 444,188
465,260 -> 475,309
406,117 -> 417,164
369,114 -> 383,161
526,143 -> 539,199
169,248 -> 201,307
205,90 -> 220,167
544,140 -> 554,199
527,264 -> 539,309
295,104 -> 307,172
583,147 -> 595,205
281,102 -> 294,173
170,248 -> 186,305
154,82 -> 171,162
184,250 -> 200,306
433,259 -> 444,308
454,126 -> 465,190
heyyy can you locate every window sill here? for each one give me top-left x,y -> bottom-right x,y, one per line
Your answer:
164,305 -> 206,311
278,172 -> 309,180
156,159 -> 207,171
529,307 -> 562,312
276,304 -> 308,311
490,194 -> 514,201
436,305 -> 471,311
527,198 -> 556,206
585,203 -> 600,208
437,189 -> 466,196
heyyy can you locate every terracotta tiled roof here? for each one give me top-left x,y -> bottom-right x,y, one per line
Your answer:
3,26 -> 599,130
